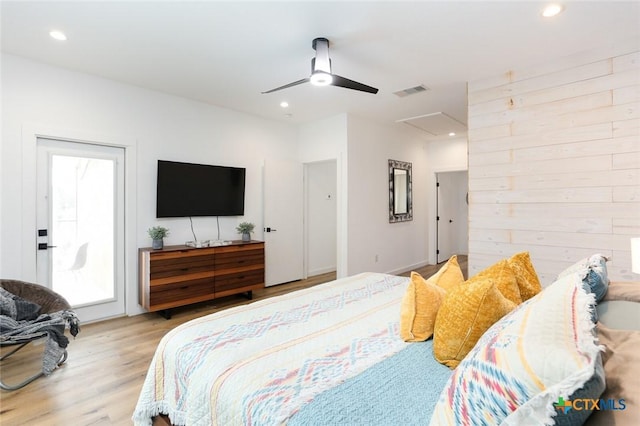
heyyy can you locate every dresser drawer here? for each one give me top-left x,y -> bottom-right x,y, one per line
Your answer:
150,253 -> 214,279
215,269 -> 264,295
149,277 -> 215,309
214,248 -> 264,270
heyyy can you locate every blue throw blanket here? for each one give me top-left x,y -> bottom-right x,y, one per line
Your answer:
290,340 -> 452,425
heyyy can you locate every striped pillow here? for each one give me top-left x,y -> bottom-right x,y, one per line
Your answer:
429,273 -> 603,425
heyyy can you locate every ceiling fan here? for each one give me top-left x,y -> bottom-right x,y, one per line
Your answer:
262,37 -> 378,95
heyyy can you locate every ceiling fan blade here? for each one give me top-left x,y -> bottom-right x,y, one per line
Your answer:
261,78 -> 309,94
331,74 -> 379,94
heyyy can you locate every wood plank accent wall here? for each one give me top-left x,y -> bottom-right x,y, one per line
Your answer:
467,48 -> 639,284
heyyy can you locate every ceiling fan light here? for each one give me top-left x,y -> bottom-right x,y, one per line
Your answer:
310,71 -> 333,87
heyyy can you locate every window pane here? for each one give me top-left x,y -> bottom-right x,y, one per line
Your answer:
51,155 -> 115,306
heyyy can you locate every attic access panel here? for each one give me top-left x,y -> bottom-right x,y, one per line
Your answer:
397,112 -> 467,136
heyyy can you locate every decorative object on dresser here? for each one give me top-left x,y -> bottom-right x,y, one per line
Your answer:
235,222 -> 255,242
147,226 -> 169,250
138,240 -> 264,318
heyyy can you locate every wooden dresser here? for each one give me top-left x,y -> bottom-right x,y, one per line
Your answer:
138,241 -> 264,316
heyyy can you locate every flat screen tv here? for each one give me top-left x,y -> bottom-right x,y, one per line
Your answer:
156,160 -> 245,218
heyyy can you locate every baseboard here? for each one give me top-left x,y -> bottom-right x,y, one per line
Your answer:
308,266 -> 337,277
385,260 -> 431,276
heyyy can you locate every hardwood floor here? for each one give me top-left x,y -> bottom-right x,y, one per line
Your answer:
0,256 -> 467,425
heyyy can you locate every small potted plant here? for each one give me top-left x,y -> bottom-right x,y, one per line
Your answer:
236,222 -> 255,242
148,226 -> 169,249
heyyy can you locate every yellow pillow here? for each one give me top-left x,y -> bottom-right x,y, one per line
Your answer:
428,255 -> 465,291
399,272 -> 446,342
507,252 -> 542,301
474,259 -> 522,305
433,276 -> 517,368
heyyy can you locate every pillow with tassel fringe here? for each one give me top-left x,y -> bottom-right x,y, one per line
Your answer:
430,273 -> 603,425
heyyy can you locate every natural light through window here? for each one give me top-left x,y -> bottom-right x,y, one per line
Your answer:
51,155 -> 115,306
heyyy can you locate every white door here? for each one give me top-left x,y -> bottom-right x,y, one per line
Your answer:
436,171 -> 468,263
36,138 -> 125,322
263,159 -> 304,286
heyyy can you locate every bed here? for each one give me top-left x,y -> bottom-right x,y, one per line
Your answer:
133,254 -> 639,426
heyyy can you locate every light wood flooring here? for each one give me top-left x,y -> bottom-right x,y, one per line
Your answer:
0,256 -> 467,425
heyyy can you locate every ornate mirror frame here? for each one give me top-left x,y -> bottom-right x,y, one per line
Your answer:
388,159 -> 413,223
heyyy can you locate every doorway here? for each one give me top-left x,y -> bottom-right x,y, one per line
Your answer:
304,160 -> 337,277
36,138 -> 125,322
436,171 -> 468,263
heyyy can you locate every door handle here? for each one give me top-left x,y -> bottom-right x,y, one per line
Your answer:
38,243 -> 57,250
449,219 -> 453,223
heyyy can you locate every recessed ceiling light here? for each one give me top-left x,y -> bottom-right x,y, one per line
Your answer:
49,30 -> 67,41
542,4 -> 564,18
448,132 -> 456,137
280,101 -> 289,108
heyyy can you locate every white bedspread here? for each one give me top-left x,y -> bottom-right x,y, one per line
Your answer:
132,272 -> 409,426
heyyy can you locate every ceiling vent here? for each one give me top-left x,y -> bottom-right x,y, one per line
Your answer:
393,84 -> 429,98
396,112 -> 467,136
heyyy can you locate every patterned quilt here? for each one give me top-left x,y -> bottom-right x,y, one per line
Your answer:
132,272 -> 410,426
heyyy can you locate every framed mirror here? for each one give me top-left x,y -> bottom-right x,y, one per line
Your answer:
389,159 -> 412,223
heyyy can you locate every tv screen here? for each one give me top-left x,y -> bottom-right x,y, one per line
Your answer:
156,160 -> 245,217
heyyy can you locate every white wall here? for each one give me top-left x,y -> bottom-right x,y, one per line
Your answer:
299,114 -> 347,163
467,45 -> 639,283
346,115 -> 431,275
299,114 -> 440,277
1,54 -> 298,315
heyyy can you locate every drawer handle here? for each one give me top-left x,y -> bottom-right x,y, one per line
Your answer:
180,268 -> 189,272
180,286 -> 188,290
